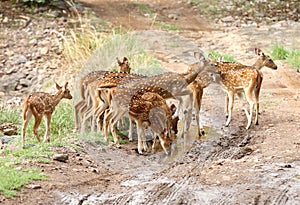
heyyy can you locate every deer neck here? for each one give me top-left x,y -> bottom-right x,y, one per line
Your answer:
51,90 -> 64,107
252,61 -> 264,70
184,65 -> 199,84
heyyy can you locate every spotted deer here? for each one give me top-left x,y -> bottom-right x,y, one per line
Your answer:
81,72 -> 145,133
74,57 -> 131,132
129,92 -> 177,154
102,51 -> 216,151
21,82 -> 72,148
186,71 -> 212,137
214,48 -> 277,129
215,48 -> 277,122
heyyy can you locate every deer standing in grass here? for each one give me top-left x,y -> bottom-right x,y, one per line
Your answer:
214,48 -> 277,129
21,82 -> 72,148
102,51 -> 216,153
74,57 -> 131,132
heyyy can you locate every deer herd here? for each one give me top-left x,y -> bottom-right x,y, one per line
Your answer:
21,48 -> 277,155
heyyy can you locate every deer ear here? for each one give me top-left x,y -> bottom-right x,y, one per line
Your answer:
64,82 -> 69,89
255,48 -> 265,57
116,57 -> 122,65
217,56 -> 223,63
55,82 -> 62,90
194,51 -> 205,61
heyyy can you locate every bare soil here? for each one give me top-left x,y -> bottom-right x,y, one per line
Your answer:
2,0 -> 300,204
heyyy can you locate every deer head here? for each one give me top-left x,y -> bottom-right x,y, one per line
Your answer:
56,82 -> 73,100
117,57 -> 131,73
254,48 -> 277,70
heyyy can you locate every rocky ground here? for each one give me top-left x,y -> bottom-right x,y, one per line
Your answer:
1,0 -> 300,204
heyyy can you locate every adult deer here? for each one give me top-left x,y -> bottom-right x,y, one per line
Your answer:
21,82 -> 72,148
74,57 -> 131,132
129,92 -> 177,155
102,51 -> 216,152
214,48 -> 277,129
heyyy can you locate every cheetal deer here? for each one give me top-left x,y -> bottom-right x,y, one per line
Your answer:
129,92 -> 177,154
186,71 -> 212,137
21,82 -> 72,148
102,51 -> 216,151
214,48 -> 277,129
74,57 -> 131,132
81,72 -> 145,133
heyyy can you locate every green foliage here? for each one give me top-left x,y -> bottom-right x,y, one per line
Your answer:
270,45 -> 300,69
270,45 -> 289,60
0,108 -> 22,126
155,22 -> 181,31
208,50 -> 238,62
287,49 -> 300,69
0,159 -> 46,198
132,3 -> 153,15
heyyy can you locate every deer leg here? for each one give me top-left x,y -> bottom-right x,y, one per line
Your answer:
128,118 -> 134,141
225,94 -> 229,118
194,89 -> 205,137
225,91 -> 234,127
22,110 -> 32,148
33,114 -> 43,143
103,109 -> 113,143
136,120 -> 145,154
43,113 -> 52,143
244,88 -> 255,130
180,93 -> 193,140
74,100 -> 85,132
108,109 -> 126,146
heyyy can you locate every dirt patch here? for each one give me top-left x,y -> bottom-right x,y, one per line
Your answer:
1,0 -> 300,204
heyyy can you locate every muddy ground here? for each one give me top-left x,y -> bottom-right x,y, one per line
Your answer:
2,0 -> 300,204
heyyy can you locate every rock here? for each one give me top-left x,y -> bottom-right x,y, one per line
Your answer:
168,13 -> 178,20
12,55 -> 27,65
26,184 -> 42,189
19,78 -> 31,87
40,47 -> 49,55
221,16 -> 234,23
53,153 -> 69,162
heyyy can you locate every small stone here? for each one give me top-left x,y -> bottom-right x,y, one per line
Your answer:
221,16 -> 234,23
26,184 -> 42,189
53,154 -> 69,162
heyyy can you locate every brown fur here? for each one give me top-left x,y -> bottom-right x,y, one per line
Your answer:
21,82 -> 72,148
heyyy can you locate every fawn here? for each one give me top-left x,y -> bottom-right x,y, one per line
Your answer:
214,48 -> 277,129
21,82 -> 72,148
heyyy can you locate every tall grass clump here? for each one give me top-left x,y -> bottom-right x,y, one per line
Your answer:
270,45 -> 300,69
270,45 -> 289,60
63,25 -> 109,71
208,50 -> 238,62
287,49 -> 300,69
0,108 -> 22,126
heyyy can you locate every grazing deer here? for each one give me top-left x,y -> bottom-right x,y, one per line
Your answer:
103,51 -> 216,148
21,82 -> 72,148
129,92 -> 177,154
213,48 -> 277,129
215,48 -> 277,121
74,57 -> 131,132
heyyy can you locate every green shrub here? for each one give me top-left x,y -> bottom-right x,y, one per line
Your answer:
208,50 -> 238,62
270,45 -> 289,60
287,49 -> 300,69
